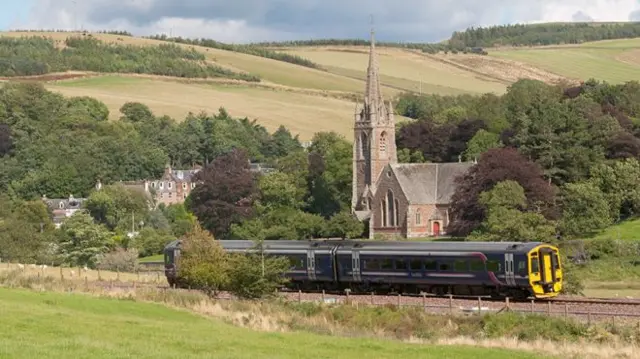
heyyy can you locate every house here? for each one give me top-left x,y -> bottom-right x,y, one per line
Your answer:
41,194 -> 87,229
147,164 -> 202,206
350,29 -> 475,239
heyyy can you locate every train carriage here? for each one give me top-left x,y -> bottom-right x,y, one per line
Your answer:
164,238 -> 563,300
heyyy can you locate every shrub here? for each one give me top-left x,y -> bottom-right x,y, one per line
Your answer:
176,224 -> 230,297
225,248 -> 290,299
96,248 -> 139,272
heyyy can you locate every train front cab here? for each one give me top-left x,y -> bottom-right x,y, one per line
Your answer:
528,244 -> 562,298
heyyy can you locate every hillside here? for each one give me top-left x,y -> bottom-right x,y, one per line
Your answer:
2,30 -> 640,140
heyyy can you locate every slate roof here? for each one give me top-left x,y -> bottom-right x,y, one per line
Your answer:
390,162 -> 474,205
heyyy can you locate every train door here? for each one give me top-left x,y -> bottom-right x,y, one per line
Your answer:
504,253 -> 515,286
541,251 -> 553,284
306,249 -> 317,281
529,252 -> 541,284
351,251 -> 361,282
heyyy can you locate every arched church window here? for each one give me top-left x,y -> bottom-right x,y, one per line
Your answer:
386,190 -> 395,227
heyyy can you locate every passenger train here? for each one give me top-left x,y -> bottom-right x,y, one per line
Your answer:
163,239 -> 563,300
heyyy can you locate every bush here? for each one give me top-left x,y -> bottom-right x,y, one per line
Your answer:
96,248 -> 139,272
177,225 -> 289,299
225,249 -> 290,299
177,224 -> 230,297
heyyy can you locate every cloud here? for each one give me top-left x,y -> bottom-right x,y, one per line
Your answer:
14,0 -> 640,43
572,11 -> 595,22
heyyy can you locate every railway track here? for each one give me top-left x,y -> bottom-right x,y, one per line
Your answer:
80,281 -> 640,321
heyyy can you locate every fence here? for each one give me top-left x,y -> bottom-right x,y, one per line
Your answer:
239,289 -> 640,325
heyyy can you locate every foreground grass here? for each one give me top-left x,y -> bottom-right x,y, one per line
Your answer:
0,288 -> 545,359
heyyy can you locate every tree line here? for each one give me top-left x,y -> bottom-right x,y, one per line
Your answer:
393,78 -> 640,243
450,22 -> 640,48
0,35 -> 259,81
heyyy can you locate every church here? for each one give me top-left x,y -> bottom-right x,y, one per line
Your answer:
350,30 -> 475,239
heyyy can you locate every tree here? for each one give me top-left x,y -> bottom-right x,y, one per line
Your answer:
257,171 -> 305,211
187,148 -> 257,238
606,131 -> 640,160
448,147 -> 556,236
128,227 -> 174,257
306,132 -> 352,218
559,182 -> 612,238
85,184 -> 151,232
0,123 -> 12,156
324,211 -> 364,239
225,240 -> 290,299
463,129 -> 502,161
176,224 -> 229,296
588,158 -> 640,220
119,102 -> 154,123
57,212 -> 113,268
468,180 -> 557,243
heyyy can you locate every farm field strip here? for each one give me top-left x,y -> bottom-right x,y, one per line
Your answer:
45,75 -> 359,140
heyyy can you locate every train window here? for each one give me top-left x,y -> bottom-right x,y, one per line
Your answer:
517,261 -> 527,275
364,259 -> 380,270
395,259 -> 407,270
424,260 -> 437,271
486,260 -> 501,272
454,260 -> 467,272
530,256 -> 540,273
439,263 -> 451,271
410,260 -> 422,271
469,259 -> 484,272
553,253 -> 561,269
381,259 -> 394,270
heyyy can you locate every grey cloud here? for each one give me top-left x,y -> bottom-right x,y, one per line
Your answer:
629,10 -> 640,20
37,0 -> 547,42
22,0 -> 638,43
572,11 -> 594,22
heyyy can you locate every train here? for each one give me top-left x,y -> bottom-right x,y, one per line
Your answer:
163,239 -> 563,300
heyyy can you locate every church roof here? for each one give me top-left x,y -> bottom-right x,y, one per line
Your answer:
390,162 -> 474,205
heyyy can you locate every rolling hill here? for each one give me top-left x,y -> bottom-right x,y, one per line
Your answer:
2,30 -> 640,140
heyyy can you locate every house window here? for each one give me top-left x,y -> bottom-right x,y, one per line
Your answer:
168,182 -> 173,189
168,192 -> 173,198
415,210 -> 421,225
191,183 -> 196,189
159,182 -> 164,189
182,183 -> 187,190
151,182 -> 156,188
183,193 -> 187,199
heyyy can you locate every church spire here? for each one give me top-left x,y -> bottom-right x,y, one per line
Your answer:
364,22 -> 383,109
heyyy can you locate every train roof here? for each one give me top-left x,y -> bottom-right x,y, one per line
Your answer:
164,239 -> 547,254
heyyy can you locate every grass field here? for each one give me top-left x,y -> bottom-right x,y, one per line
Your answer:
0,288 -> 547,359
491,38 -> 640,84
45,75 -> 360,140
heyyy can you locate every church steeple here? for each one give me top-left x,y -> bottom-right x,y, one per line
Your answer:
352,24 -> 397,212
364,27 -> 383,111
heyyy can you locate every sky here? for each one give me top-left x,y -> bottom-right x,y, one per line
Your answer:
2,0 -> 640,43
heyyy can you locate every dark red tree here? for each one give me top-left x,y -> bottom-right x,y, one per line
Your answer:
447,119 -> 487,160
448,147 -> 557,236
186,148 -> 258,238
0,124 -> 12,156
606,131 -> 640,160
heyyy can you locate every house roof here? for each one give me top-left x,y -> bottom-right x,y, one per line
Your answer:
390,162 -> 474,205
